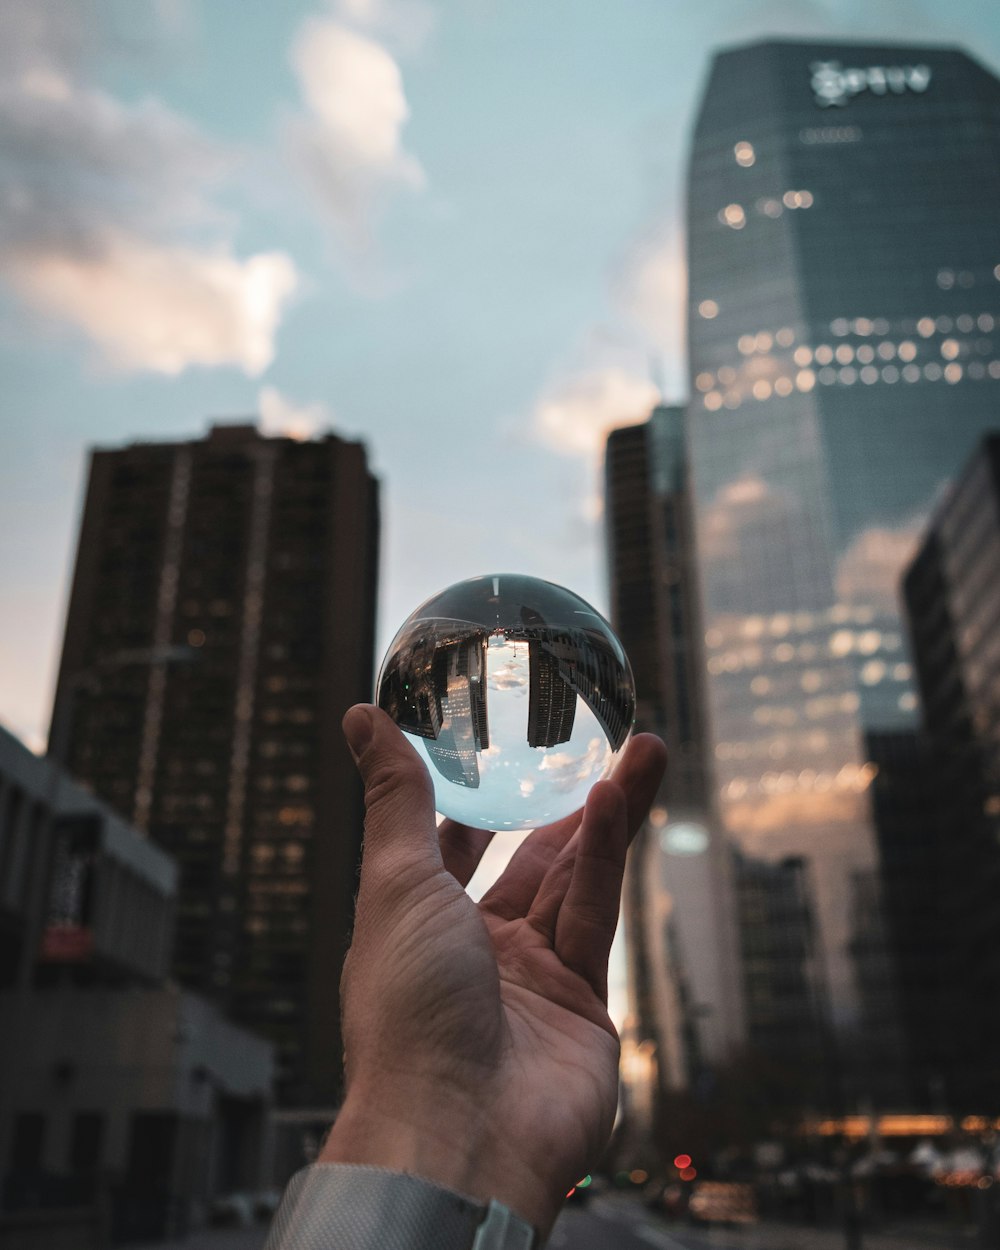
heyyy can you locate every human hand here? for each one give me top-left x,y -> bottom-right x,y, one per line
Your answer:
320,704 -> 667,1238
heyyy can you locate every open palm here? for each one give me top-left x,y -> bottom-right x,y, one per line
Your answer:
325,706 -> 666,1238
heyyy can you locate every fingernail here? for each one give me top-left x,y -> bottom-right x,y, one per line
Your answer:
342,705 -> 374,759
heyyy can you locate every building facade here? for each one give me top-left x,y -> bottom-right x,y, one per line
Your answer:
0,724 -> 274,1238
686,40 -> 1000,1047
900,434 -> 1000,1109
605,406 -> 744,1082
50,423 -> 379,1104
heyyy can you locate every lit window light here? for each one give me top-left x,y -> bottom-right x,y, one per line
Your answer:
944,362 -> 963,383
734,141 -> 755,167
839,366 -> 857,384
835,344 -> 854,364
917,317 -> 936,337
752,379 -> 773,400
776,327 -> 795,347
881,365 -> 899,383
860,366 -> 879,384
831,318 -> 850,336
774,376 -> 793,396
704,391 -> 723,410
756,331 -> 773,352
814,344 -> 834,364
898,340 -> 917,361
718,365 -> 736,384
695,372 -> 715,392
853,317 -> 873,335
902,364 -> 921,382
698,299 -> 719,319
857,344 -> 875,363
876,342 -> 895,361
720,203 -> 746,228
924,362 -> 943,380
796,369 -> 816,392
794,346 -> 813,366
940,339 -> 960,360
738,334 -> 756,354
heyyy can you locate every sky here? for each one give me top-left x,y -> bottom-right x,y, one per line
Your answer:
3,0 -> 1000,754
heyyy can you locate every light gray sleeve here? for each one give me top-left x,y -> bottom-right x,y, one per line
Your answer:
264,1163 -> 537,1250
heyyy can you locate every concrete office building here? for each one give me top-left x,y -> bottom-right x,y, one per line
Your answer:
50,423 -> 379,1105
0,724 -> 274,1240
605,406 -> 744,1083
686,40 -> 1000,1050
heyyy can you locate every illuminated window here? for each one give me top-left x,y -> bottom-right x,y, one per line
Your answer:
738,334 -> 756,354
830,318 -> 849,336
839,366 -> 857,385
775,327 -> 794,347
719,204 -> 746,229
898,340 -> 917,361
723,391 -> 742,409
875,342 -> 894,361
835,344 -> 854,364
902,364 -> 921,382
814,344 -> 833,365
796,369 -> 816,392
860,366 -> 879,385
758,198 -> 783,218
944,362 -> 963,383
853,317 -> 873,336
924,362 -> 943,380
734,141 -> 755,166
882,366 -> 900,383
794,346 -> 813,366
989,361 -> 1000,379
698,299 -> 719,319
774,376 -> 793,397
898,692 -> 918,713
756,331 -> 773,352
940,339 -> 960,360
752,379 -> 772,400
917,317 -> 935,337
704,391 -> 723,411
695,372 -> 715,392
856,344 -> 875,364
872,318 -> 890,334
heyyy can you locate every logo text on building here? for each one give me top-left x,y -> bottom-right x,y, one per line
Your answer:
810,61 -> 932,108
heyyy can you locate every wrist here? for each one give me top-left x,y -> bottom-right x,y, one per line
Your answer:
319,1085 -> 563,1236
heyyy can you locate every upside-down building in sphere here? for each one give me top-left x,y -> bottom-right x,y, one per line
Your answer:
51,424 -> 379,1105
686,40 -> 1000,1080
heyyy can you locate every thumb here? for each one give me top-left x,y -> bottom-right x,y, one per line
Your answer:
342,704 -> 443,880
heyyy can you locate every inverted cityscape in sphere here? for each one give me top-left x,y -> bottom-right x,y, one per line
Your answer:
376,575 -> 637,831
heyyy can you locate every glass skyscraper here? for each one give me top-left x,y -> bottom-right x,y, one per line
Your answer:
686,41 -> 1000,1031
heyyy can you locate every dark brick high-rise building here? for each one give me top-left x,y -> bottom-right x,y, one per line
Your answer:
899,434 -> 1000,1109
51,423 -> 379,1104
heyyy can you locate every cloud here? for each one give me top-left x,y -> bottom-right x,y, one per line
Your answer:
258,385 -> 335,441
835,520 -> 924,612
288,16 -> 424,248
612,222 -> 688,400
533,366 -> 661,460
0,2 -> 298,375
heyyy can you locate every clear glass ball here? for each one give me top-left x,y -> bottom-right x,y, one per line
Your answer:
376,574 -> 636,831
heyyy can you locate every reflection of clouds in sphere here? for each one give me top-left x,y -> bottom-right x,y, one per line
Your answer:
376,575 -> 635,832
